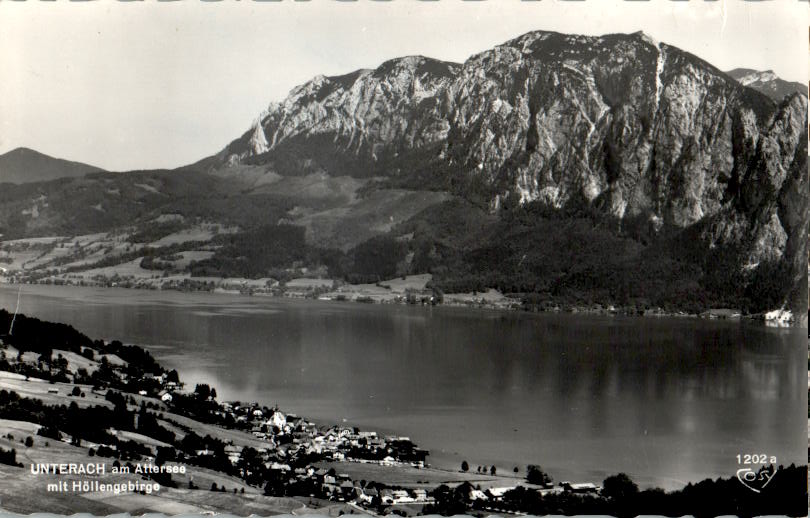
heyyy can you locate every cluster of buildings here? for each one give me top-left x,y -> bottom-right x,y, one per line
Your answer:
468,481 -> 601,502
211,401 -> 428,466
264,466 -> 434,505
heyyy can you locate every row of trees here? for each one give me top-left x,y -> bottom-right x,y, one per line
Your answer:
429,465 -> 807,517
181,193 -> 789,314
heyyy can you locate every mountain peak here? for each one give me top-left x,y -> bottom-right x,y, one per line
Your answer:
4,147 -> 46,158
726,67 -> 806,101
631,30 -> 659,47
0,147 -> 105,184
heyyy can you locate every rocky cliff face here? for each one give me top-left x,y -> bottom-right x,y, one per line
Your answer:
200,30 -> 808,316
725,68 -> 807,102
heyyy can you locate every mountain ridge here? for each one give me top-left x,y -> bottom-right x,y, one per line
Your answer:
183,28 -> 810,318
1,29 -> 807,321
725,67 -> 807,101
0,147 -> 106,185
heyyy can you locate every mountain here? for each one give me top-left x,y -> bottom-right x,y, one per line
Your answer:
726,68 -> 807,101
206,31 -> 803,229
0,147 -> 106,184
3,30 -> 808,320
202,31 -> 807,300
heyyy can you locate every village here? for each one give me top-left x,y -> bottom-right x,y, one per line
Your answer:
0,316 -> 609,516
149,371 -> 604,513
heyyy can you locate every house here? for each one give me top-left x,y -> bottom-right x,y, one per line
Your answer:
470,489 -> 488,501
339,480 -> 354,497
159,391 -> 173,403
47,388 -> 59,394
560,482 -> 600,494
486,487 -> 515,499
138,390 -> 148,396
224,445 -> 241,464
322,483 -> 340,497
380,489 -> 395,504
390,489 -> 415,504
269,410 -> 286,429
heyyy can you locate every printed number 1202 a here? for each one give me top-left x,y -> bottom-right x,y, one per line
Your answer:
736,454 -> 777,465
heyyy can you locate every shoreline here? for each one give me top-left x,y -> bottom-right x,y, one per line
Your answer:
0,278 -> 799,328
0,309 -> 805,516
0,334 -> 592,516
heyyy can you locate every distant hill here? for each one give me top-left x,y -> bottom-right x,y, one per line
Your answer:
0,147 -> 105,184
726,68 -> 807,101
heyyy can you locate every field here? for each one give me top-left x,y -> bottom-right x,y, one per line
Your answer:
312,460 -> 527,490
0,372 -> 494,515
0,423 -> 342,516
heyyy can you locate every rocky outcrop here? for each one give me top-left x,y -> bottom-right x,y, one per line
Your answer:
726,68 -> 807,102
199,30 -> 808,317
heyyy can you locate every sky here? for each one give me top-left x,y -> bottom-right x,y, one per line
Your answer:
0,0 -> 807,172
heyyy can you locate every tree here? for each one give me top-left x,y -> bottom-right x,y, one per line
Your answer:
461,460 -> 469,472
211,483 -> 218,491
24,436 -> 33,448
513,466 -> 519,474
195,384 -> 211,400
602,473 -> 638,501
526,465 -> 552,486
490,466 -> 496,475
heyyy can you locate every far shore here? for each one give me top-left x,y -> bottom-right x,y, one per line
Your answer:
0,274 -> 799,328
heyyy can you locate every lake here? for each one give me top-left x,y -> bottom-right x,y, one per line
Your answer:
0,284 -> 804,490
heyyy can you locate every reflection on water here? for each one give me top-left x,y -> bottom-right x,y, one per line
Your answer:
0,284 -> 803,490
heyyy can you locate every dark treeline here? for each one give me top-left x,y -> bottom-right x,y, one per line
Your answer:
0,309 -> 161,372
425,466 -> 807,518
0,309 -> 93,354
184,195 -> 789,314
188,224 -> 407,284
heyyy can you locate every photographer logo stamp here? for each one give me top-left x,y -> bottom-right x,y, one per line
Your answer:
735,454 -> 778,493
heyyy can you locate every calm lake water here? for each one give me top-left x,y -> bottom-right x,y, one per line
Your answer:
0,284 -> 804,490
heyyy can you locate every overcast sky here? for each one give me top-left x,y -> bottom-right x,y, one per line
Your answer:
0,0 -> 807,171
